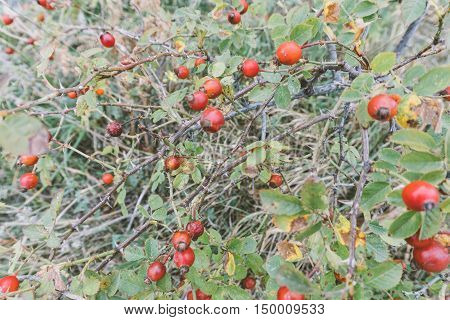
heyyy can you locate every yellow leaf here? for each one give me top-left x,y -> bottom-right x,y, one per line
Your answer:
335,215 -> 350,234
324,1 -> 340,23
174,40 -> 185,53
224,252 -> 235,276
272,215 -> 308,233
277,240 -> 303,262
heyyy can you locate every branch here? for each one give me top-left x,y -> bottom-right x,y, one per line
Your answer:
95,107 -> 342,271
347,128 -> 370,280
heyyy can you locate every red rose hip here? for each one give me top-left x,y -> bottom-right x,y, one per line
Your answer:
200,107 -> 225,133
239,0 -> 249,14
276,41 -> 302,65
19,173 -> 38,190
174,247 -> 195,270
277,286 -> 305,300
0,275 -> 20,293
20,155 -> 39,166
406,231 -> 434,249
402,180 -> 440,211
100,32 -> 115,48
186,220 -> 204,241
268,173 -> 283,188
241,59 -> 260,78
164,156 -> 183,172
413,240 -> 448,273
174,66 -> 190,79
187,288 -> 211,300
228,10 -> 241,24
187,91 -> 208,111
147,261 -> 166,281
202,79 -> 222,99
172,230 -> 191,251
102,173 -> 114,185
106,121 -> 122,137
367,94 -> 399,121
2,14 -> 14,26
242,276 -> 256,290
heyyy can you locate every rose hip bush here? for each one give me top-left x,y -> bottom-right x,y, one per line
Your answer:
0,0 -> 448,300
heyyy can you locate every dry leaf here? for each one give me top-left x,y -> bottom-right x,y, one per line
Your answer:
37,265 -> 66,292
335,215 -> 365,247
272,215 -> 308,233
277,240 -> 303,262
344,19 -> 365,42
324,1 -> 340,23
396,95 -> 444,131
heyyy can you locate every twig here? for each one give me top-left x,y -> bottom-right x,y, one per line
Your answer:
347,128 -> 370,280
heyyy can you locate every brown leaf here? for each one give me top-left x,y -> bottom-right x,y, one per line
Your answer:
324,1 -> 340,23
37,265 -> 66,292
277,240 -> 303,262
344,19 -> 365,42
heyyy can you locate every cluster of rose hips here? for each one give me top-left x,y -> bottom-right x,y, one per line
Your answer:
17,155 -> 40,191
146,221 -> 205,286
2,1 -> 55,54
227,0 -> 249,25
401,181 -> 448,273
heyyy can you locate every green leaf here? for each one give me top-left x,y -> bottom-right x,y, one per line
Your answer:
371,52 -> 396,73
162,88 -> 187,108
379,148 -> 401,165
118,270 -> 147,296
246,253 -> 265,275
351,74 -> 375,92
145,238 -> 159,260
366,234 -> 389,262
259,189 -> 304,216
341,88 -> 363,101
241,237 -> 257,254
365,262 -> 403,290
413,66 -> 450,96
400,151 -> 442,173
248,86 -> 274,102
353,1 -> 379,17
300,179 -> 328,211
360,182 -> 391,212
223,285 -> 252,300
356,100 -> 372,128
211,62 -> 226,77
123,246 -> 145,262
173,173 -> 189,189
274,85 -> 291,109
388,211 -> 421,238
403,65 -> 426,87
82,277 -> 100,296
420,208 -> 442,239
390,129 -> 437,152
156,273 -> 172,292
148,194 -> 164,210
295,222 -> 322,241
401,0 -> 427,25
420,170 -> 446,185
275,264 -> 312,293
268,13 -> 285,29
247,147 -> 266,166
290,24 -> 313,43
265,255 -> 284,278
